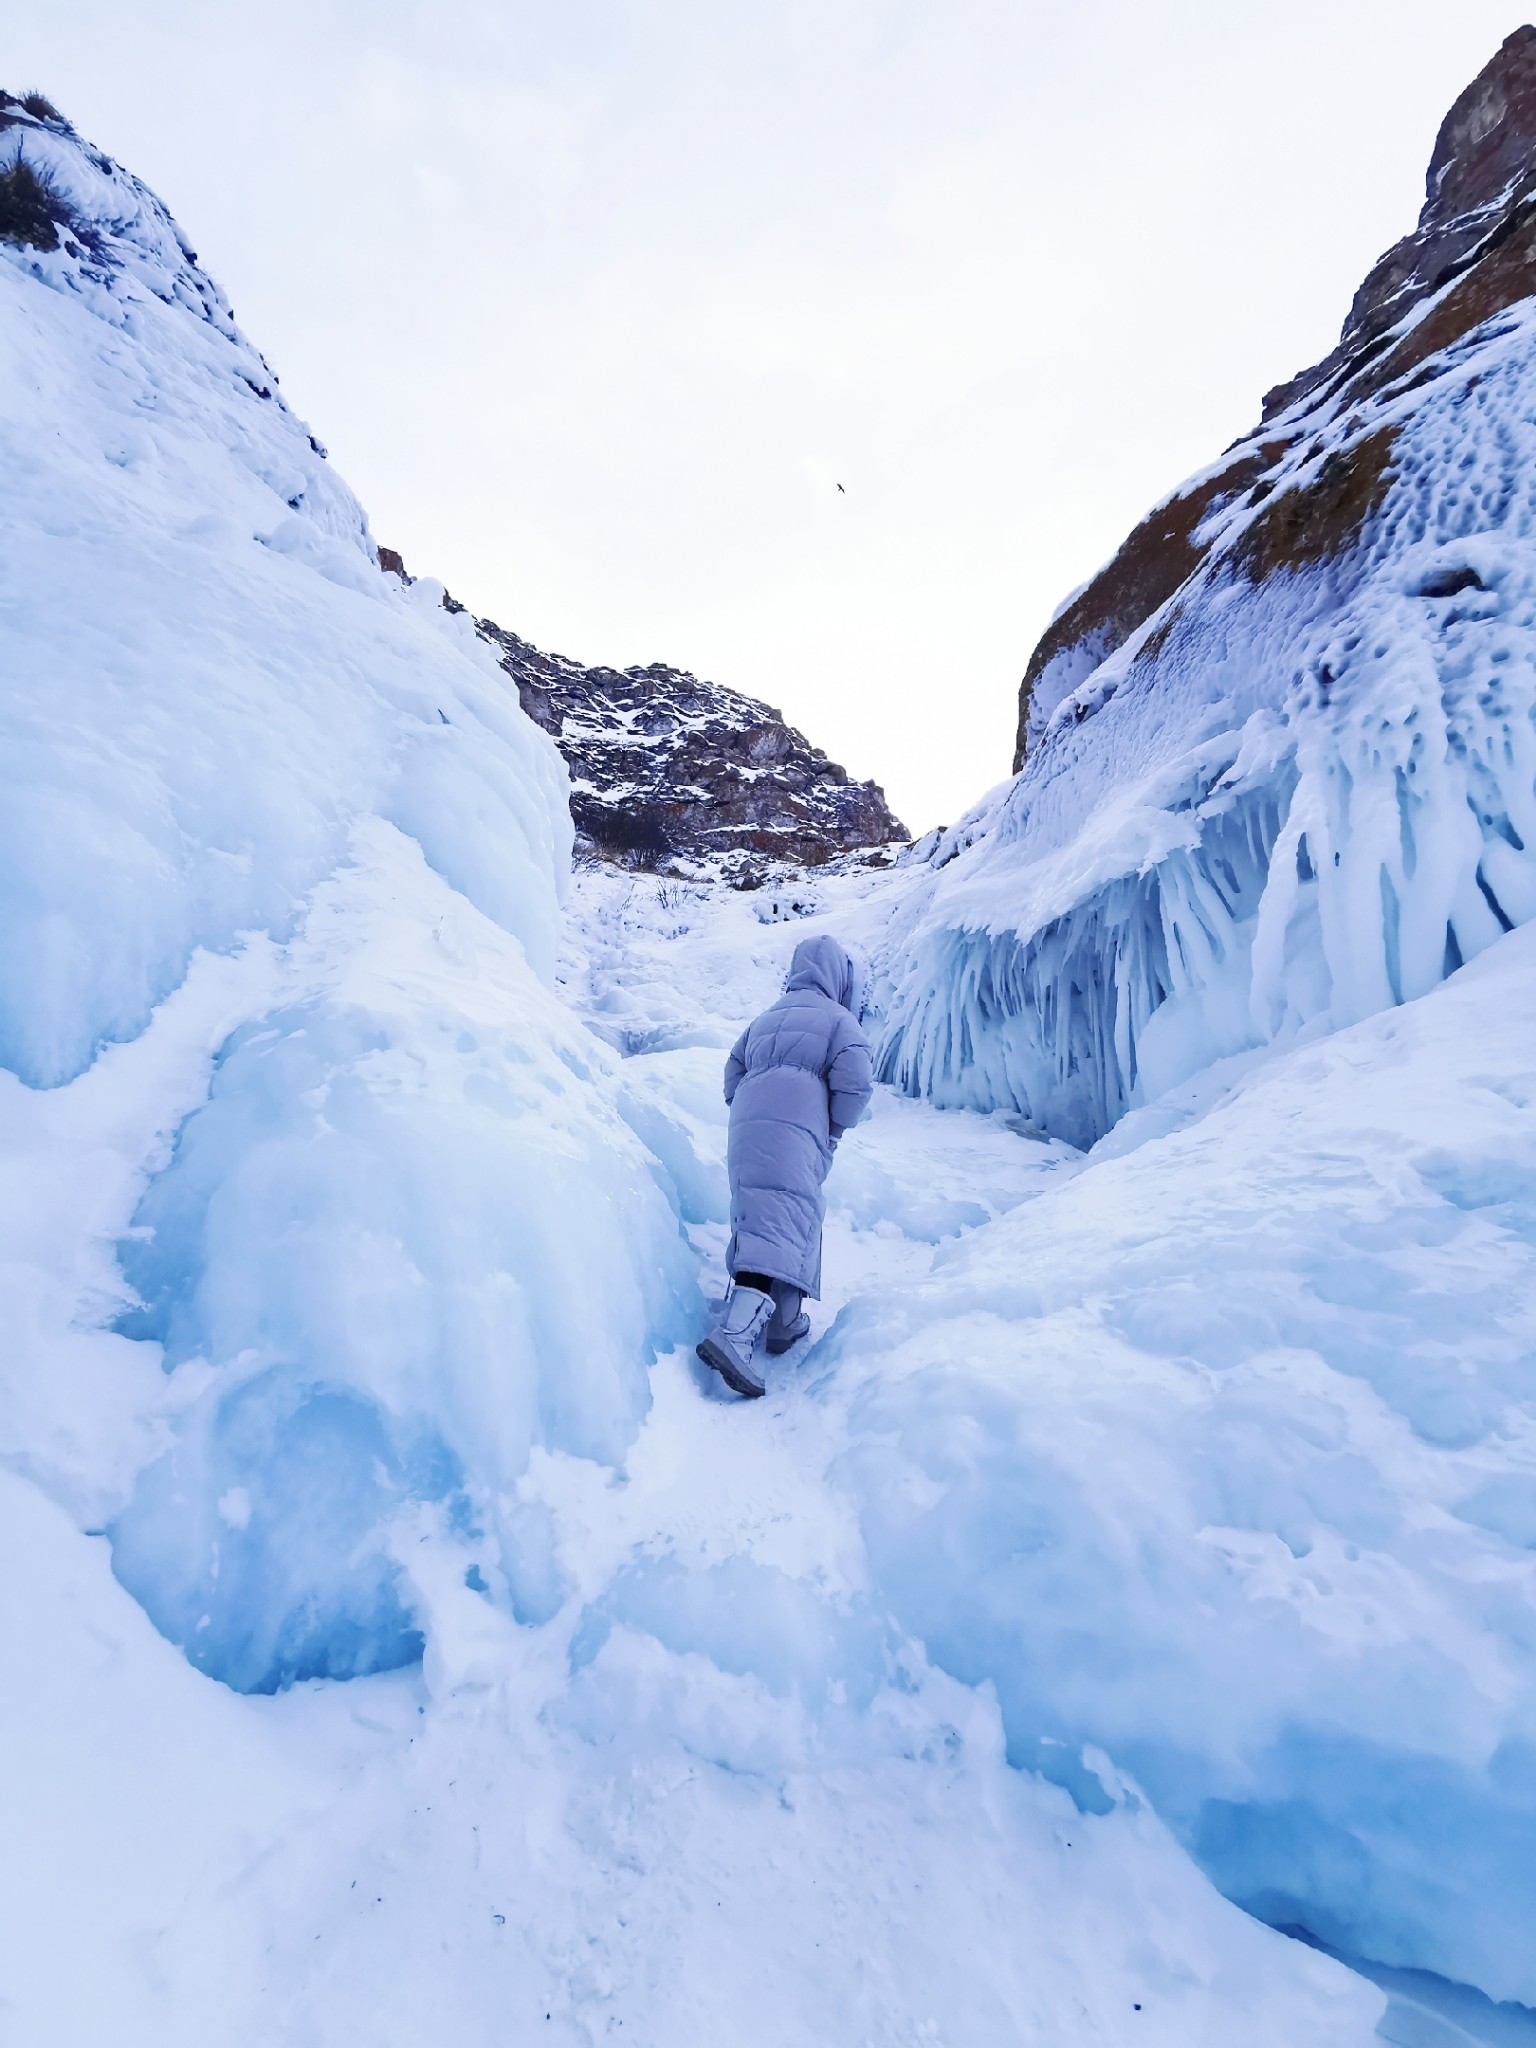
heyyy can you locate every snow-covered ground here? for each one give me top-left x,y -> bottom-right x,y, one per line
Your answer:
5,93 -> 1535,2048
15,845 -> 1536,2042
3,852 -> 1388,2048
562,864 -> 1536,2044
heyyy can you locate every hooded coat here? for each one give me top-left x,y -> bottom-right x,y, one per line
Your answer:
723,934 -> 874,1298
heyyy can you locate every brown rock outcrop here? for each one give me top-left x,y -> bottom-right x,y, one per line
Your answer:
1012,28 -> 1536,769
1264,26 -> 1536,420
378,552 -> 906,874
477,616 -> 905,875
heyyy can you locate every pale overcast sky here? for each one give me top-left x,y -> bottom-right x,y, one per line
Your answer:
9,3 -> 1530,830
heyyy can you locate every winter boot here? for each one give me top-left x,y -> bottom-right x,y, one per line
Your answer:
766,1282 -> 810,1355
697,1284 -> 773,1398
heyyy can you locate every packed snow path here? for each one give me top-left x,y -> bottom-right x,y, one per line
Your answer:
560,867 -> 1536,2047
1,859 -> 1396,2048
12,853 -> 1536,2046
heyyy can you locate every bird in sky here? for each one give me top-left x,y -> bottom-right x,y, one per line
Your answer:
836,482 -> 846,494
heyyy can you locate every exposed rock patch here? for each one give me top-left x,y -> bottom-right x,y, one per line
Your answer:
381,554 -> 906,876
1012,439 -> 1291,768
1347,204 -> 1536,406
1264,26 -> 1536,419
1231,424 -> 1399,583
0,151 -> 71,250
1013,28 -> 1536,766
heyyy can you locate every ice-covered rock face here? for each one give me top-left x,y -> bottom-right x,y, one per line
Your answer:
0,97 -> 694,1691
0,92 -> 526,1086
884,34 -> 1536,1147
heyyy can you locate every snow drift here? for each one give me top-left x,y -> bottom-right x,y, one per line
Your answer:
847,923 -> 1536,2004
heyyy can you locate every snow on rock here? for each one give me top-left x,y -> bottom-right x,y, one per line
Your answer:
1265,25 -> 1536,420
0,99 -> 690,1695
883,33 -> 1536,1149
373,548 -> 908,877
478,607 -> 908,874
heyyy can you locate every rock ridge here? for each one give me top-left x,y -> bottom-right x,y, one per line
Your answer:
1012,27 -> 1536,769
1263,25 -> 1536,420
381,553 -> 907,877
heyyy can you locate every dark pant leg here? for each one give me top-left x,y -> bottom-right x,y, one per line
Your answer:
769,1281 -> 803,1334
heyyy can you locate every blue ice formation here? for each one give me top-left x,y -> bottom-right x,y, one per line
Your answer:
110,983 -> 696,1693
879,316 -> 1536,1146
111,1374 -> 454,1692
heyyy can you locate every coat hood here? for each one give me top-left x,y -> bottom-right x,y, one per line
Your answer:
784,934 -> 863,1015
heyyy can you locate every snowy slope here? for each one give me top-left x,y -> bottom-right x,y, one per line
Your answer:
863,917 -> 1536,2008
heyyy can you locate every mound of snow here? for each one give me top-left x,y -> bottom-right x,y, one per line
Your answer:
842,921 -> 1536,2004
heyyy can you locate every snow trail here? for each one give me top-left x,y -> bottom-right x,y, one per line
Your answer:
0,857 -> 1385,2047
558,863 -> 1536,2041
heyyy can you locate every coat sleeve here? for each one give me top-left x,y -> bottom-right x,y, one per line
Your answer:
723,1029 -> 748,1105
826,1017 -> 874,1137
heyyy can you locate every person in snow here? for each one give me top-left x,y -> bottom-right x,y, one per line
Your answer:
697,933 -> 874,1399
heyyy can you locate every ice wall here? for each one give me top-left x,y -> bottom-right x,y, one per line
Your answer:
0,105 -> 570,1089
0,104 -> 693,1692
880,303 -> 1536,1144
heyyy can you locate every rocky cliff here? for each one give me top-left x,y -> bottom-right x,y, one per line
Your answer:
378,550 -> 906,876
1013,26 -> 1536,768
889,26 -> 1536,1145
477,615 -> 905,876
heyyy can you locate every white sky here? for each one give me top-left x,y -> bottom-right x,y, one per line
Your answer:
9,3 -> 1530,831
